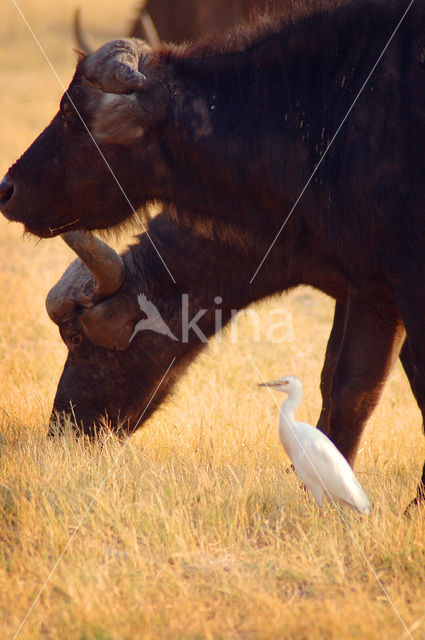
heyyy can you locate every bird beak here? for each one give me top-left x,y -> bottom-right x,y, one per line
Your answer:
258,380 -> 281,388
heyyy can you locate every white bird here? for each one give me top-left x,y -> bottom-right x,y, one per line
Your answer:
259,375 -> 371,514
130,294 -> 178,342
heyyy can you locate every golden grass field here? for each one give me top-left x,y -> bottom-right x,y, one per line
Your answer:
1,1 -> 425,638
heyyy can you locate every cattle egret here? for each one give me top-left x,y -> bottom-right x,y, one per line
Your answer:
259,375 -> 371,514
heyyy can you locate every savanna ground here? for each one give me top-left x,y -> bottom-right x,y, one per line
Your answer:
1,1 -> 425,638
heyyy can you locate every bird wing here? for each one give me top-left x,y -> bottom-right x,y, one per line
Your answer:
131,297 -> 179,342
137,294 -> 161,319
291,433 -> 326,507
293,426 -> 371,514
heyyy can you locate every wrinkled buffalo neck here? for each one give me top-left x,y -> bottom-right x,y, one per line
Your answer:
154,0 -> 410,245
129,214 -> 290,308
126,213 -> 348,349
161,37 -> 306,236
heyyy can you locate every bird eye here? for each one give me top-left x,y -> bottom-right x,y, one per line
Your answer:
69,333 -> 82,347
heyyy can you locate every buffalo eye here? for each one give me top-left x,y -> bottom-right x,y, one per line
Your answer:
69,333 -> 83,347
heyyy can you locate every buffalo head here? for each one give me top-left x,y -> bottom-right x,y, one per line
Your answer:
46,227 -> 187,436
43,198 -> 297,437
0,39 -> 171,238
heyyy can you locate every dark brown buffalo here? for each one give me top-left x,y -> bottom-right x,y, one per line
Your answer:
73,0 -> 311,51
44,213 -> 417,510
45,214 -> 351,438
73,5 -> 160,53
1,0 -> 425,507
136,0 -> 268,43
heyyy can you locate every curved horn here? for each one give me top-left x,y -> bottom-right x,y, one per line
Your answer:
73,8 -> 93,54
46,260 -> 139,350
46,231 -> 124,326
82,39 -> 148,94
46,258 -> 96,325
140,12 -> 161,48
62,230 -> 124,298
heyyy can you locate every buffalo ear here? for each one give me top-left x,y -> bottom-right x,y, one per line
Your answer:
90,80 -> 167,145
91,92 -> 145,145
79,292 -> 141,350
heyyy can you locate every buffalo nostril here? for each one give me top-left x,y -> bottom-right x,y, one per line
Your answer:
0,176 -> 14,206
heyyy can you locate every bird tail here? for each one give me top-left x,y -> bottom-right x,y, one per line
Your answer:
344,483 -> 372,515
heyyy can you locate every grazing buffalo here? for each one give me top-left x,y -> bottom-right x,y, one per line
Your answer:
44,214 -> 416,506
44,216 -> 350,437
1,0 -> 425,507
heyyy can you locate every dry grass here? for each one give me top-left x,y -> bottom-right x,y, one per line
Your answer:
1,2 -> 425,638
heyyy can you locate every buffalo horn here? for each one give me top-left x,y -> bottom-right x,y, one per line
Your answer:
83,39 -> 148,94
62,230 -> 125,298
46,231 -> 125,325
73,8 -> 160,56
140,11 -> 161,48
73,8 -> 92,54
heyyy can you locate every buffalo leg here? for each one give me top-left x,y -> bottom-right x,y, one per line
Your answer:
394,295 -> 425,506
317,301 -> 347,435
326,289 -> 404,465
399,340 -> 420,407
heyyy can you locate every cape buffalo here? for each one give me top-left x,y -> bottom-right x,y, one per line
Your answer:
44,214 -> 417,508
73,0 -> 317,51
74,0 -> 267,51
44,214 -> 352,440
1,0 -> 425,507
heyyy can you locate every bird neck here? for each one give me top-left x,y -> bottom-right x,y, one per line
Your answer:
278,389 -> 303,459
281,388 -> 303,421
